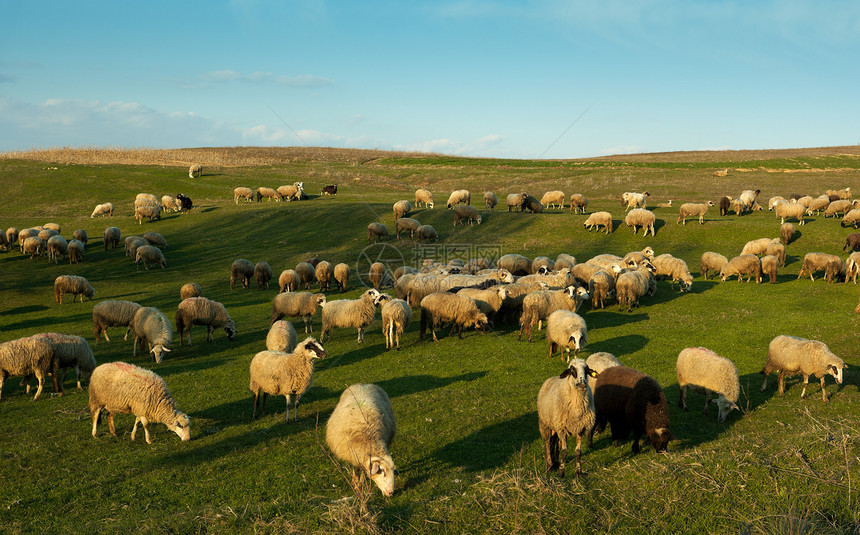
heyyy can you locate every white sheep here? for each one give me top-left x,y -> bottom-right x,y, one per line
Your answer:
720,255 -> 762,283
452,204 -> 482,226
23,236 -> 46,259
676,347 -> 740,422
54,275 -> 94,304
506,192 -> 528,212
419,292 -> 489,341
103,226 -> 121,250
367,222 -> 391,243
277,182 -> 305,201
624,208 -> 656,236
775,201 -> 806,225
131,307 -> 173,363
615,266 -> 656,311
255,187 -> 279,202
651,254 -> 693,292
267,320 -> 298,352
135,245 -> 166,271
188,163 -> 203,178
67,239 -> 84,264
91,202 -> 115,218
540,190 -> 566,210
271,292 -> 327,333
393,200 -> 412,220
569,193 -> 588,214
585,352 -> 622,374
326,383 -> 398,496
0,336 -> 55,401
414,188 -> 434,209
587,269 -> 615,309
234,187 -> 254,204
456,285 -> 507,321
180,282 -> 203,300
846,251 -> 860,284
395,217 -> 421,240
36,333 -> 97,392
89,362 -> 190,444
545,310 -> 587,360
320,289 -> 385,343
582,211 -> 613,234
47,235 -> 69,264
141,232 -> 166,248
134,204 -> 162,224
537,358 -> 597,477
677,201 -> 714,225
230,259 -> 255,289
761,335 -> 847,402
519,286 -> 589,342
175,297 -> 236,345
278,269 -> 299,292
161,195 -> 180,213
381,298 -> 412,350
415,224 -> 438,243
93,300 -> 142,342
841,208 -> 860,228
797,252 -> 843,282
254,261 -> 273,289
621,191 -> 649,211
446,189 -> 471,209
249,337 -> 327,422
295,261 -> 315,290
484,191 -> 498,210
333,263 -> 350,292
825,199 -> 853,218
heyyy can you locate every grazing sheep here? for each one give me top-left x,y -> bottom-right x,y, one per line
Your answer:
188,163 -> 203,178
676,347 -> 740,422
253,261 -> 273,289
180,282 -> 203,300
249,337 -> 326,422
825,199 -> 853,218
624,208 -> 656,236
587,366 -> 672,454
677,201 -> 714,225
134,204 -> 162,224
271,292 -> 327,334
797,252 -> 843,282
23,236 -> 46,259
498,253 -> 533,276
718,196 -> 732,216
522,194 -> 544,213
588,269 -> 616,309
570,262 -> 605,287
278,269 -> 299,293
760,255 -> 779,283
738,189 -> 761,207
405,275 -> 444,308
415,224 -> 438,243
72,228 -> 88,244
846,252 -> 860,283
841,208 -> 860,228
230,259 -> 255,289
141,232 -> 166,248
713,169 -> 728,177
484,191 -> 498,210
586,352 -> 622,375
175,297 -> 236,345
519,286 -> 589,342
780,223 -> 796,245
554,253 -> 577,270
176,193 -> 193,213
540,190 -> 566,210
54,275 -> 94,304
47,235 -> 69,264
34,333 -> 97,392
621,191 -> 649,211
767,196 -> 786,210
89,362 -> 190,444
161,195 -> 180,213
276,182 -> 305,201
91,202 -> 115,218
38,228 -> 59,242
0,337 -> 56,401
843,233 -> 860,252
332,263 -> 350,292
615,266 -> 657,312
135,245 -> 166,271
125,236 -> 148,260
765,242 -> 785,267
234,187 -> 254,204
651,254 -> 693,291
393,200 -> 412,220
807,195 -> 831,215
93,300 -> 142,342
720,255 -> 762,283
420,292 -> 489,341
414,188 -> 434,209
256,187 -> 279,202
292,261 -> 314,290
583,211 -> 613,234
266,320 -> 298,353
103,227 -> 121,250
537,359 -> 597,477
367,262 -> 391,290
456,285 -> 507,321
731,197 -> 748,216
506,192 -> 528,212
311,260 -> 333,292
569,193 -> 588,214
545,310 -> 587,360
67,239 -> 84,264
367,222 -> 391,243
5,227 -> 18,248
761,335 -> 847,402
381,298 -> 412,350
395,217 -> 421,240
131,307 -> 173,363
321,289 -> 384,343
700,252 -> 728,279
517,267 -> 577,289
446,189 -> 471,209
326,383 -> 397,496
621,247 -> 655,268
531,256 -> 555,274
826,187 -> 852,199
452,204 -> 482,226
774,201 -> 806,225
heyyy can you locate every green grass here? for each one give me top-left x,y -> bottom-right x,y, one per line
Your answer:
1,150 -> 860,534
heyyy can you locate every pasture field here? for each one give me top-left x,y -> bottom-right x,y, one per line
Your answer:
1,146 -> 860,534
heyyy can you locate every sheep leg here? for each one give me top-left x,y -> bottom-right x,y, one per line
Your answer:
777,371 -> 786,396
820,377 -> 829,402
800,376 -> 809,399
304,316 -> 312,334
252,391 -> 260,419
357,327 -> 364,343
574,434 -> 584,476
207,325 -> 214,343
91,408 -> 101,437
702,391 -> 711,416
557,434 -> 568,478
678,385 -> 687,410
548,342 -> 555,359
760,372 -> 770,392
108,413 -> 117,437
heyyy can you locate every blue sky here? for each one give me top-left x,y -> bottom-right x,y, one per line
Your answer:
1,1 -> 859,159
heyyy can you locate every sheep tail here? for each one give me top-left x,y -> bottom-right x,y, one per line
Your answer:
419,307 -> 428,339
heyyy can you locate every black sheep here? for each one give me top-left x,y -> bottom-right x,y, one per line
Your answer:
177,193 -> 193,213
718,196 -> 731,216
844,233 -> 860,252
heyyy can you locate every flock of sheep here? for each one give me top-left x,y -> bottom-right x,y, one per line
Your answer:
1,173 -> 858,498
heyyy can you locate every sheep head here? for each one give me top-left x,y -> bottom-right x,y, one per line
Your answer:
168,411 -> 191,442
301,338 -> 327,360
712,397 -> 739,423
151,344 -> 171,364
559,359 -> 594,390
367,455 -> 397,497
224,319 -> 237,341
647,427 -> 672,452
827,361 -> 847,384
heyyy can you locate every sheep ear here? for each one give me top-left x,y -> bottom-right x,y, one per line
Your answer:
586,366 -> 598,378
559,368 -> 573,379
370,462 -> 380,475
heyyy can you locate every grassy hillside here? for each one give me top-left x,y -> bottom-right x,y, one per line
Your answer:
1,147 -> 859,534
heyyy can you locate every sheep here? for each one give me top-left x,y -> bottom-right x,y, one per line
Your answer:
134,197 -> 159,210
540,190 -> 566,210
825,199 -> 853,218
180,282 -> 202,301
517,267 -> 576,289
506,192 -> 528,211
327,262 -> 350,293
456,285 -> 507,320
321,289 -> 384,343
676,347 -> 740,422
0,337 -> 56,401
175,297 -> 236,346
731,197 -> 748,216
266,320 -> 298,353
677,201 -> 714,225
141,232 -> 166,248
483,191 -> 498,210
719,255 -> 762,283
131,307 -> 172,363
367,222 -> 391,243
846,252 -> 860,284
103,226 -> 121,250
767,196 -> 786,210
419,292 -> 489,341
841,208 -> 860,228
47,235 -> 69,264
289,261 -> 313,290
326,383 -> 397,496
765,241 -> 785,267
452,204 -> 482,226
537,359 -> 597,477
271,292 -> 327,334
519,286 -> 589,342
91,202 -> 114,218
581,211 -> 612,234
844,233 -> 860,253
807,195 -> 831,215
586,352 -> 622,375
68,239 -> 84,264
307,260 -> 332,292
38,228 -> 59,243
570,262 -> 605,287
531,256 -> 555,274
234,187 -> 253,204
395,217 -> 421,240
27,333 -> 95,393
230,259 -> 255,289
134,204 -> 161,224
381,298 -> 412,350
5,227 -> 18,248
588,269 -> 616,309
651,254 -> 693,291
615,265 -> 657,312
188,163 -> 203,178
738,189 -> 760,207
89,362 -> 190,444
797,252 -> 844,282
555,253 -> 577,270
621,191 -> 649,211
446,189 -> 471,209
718,196 -> 732,216
125,236 -> 148,260
522,194 -> 544,213
587,365 -> 672,454
545,310 -> 587,360
276,182 -> 305,201
249,336 -> 326,423
700,252 -> 728,279
569,193 -> 588,214
621,246 -> 655,268
827,187 -> 852,199
393,200 -> 412,220
713,169 -> 728,177
72,228 -> 88,245
625,208 -> 656,236
774,201 -> 806,225
161,195 -> 180,213
367,262 -> 391,290
93,300 -> 142,342
23,236 -> 45,259
54,275 -> 94,304
780,223 -> 796,245
794,195 -> 814,207
135,245 -> 166,271
761,335 -> 847,402
415,224 -> 438,243
256,187 -> 279,202
414,188 -> 434,209
250,260 -> 273,289
498,253 -> 533,276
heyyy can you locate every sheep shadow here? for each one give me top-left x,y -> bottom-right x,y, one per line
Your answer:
318,343 -> 388,370
374,371 -> 487,399
2,311 -> 92,333
430,411 -> 538,472
584,310 -> 648,329
586,334 -> 649,356
3,304 -> 49,315
199,207 -> 218,213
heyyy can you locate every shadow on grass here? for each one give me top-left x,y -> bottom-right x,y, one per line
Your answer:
430,411 -> 538,472
587,334 -> 649,356
584,310 -> 648,329
3,304 -> 50,315
375,371 -> 487,399
2,311 -> 92,333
